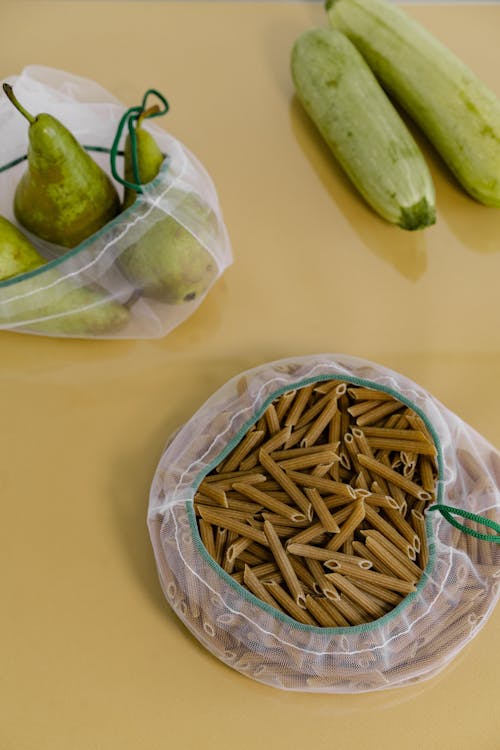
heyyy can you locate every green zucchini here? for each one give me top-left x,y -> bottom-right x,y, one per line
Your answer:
291,27 -> 436,230
326,0 -> 500,207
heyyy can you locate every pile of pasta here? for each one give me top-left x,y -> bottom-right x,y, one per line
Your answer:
194,379 -> 438,627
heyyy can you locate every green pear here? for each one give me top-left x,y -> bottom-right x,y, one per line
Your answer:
3,83 -> 120,248
122,106 -> 164,210
118,107 -> 217,303
0,216 -> 129,336
0,215 -> 46,281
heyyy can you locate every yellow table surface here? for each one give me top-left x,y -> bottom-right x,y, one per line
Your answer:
1,2 -> 500,748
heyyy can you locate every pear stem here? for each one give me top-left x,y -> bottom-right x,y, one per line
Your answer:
137,104 -> 160,128
3,83 -> 36,124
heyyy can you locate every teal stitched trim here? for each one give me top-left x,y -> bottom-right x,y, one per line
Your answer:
182,372 -> 443,635
428,504 -> 500,543
0,157 -> 170,291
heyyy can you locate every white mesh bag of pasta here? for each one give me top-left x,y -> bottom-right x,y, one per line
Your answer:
0,65 -> 231,339
148,354 -> 500,693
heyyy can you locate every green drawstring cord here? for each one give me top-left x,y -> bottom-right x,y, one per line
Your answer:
428,504 -> 500,543
109,88 -> 169,193
0,88 -> 170,192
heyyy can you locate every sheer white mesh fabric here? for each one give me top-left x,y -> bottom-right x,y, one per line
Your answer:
0,66 -> 232,338
148,354 -> 500,692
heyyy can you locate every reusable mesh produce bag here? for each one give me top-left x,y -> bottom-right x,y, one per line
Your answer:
0,66 -> 232,338
148,354 -> 500,692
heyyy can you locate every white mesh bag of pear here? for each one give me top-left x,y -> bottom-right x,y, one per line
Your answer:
148,354 -> 500,693
0,66 -> 232,338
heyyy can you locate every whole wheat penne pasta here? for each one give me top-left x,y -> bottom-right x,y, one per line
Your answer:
364,504 -> 417,558
362,535 -> 418,583
199,519 -> 217,559
259,451 -> 313,519
226,535 -> 254,563
305,594 -> 339,626
356,400 -> 405,427
347,400 -> 383,418
351,540 -> 395,575
287,555 -> 319,591
305,558 -> 340,599
328,572 -> 398,621
335,564 -> 417,594
358,454 -> 431,501
369,437 -> 436,456
235,550 -> 263,567
419,455 -> 437,493
261,512 -> 310,528
270,442 -> 340,461
330,594 -> 366,626
364,493 -> 400,510
263,581 -> 318,625
317,596 -> 351,627
285,384 -> 315,427
324,550 -> 373,569
231,561 -> 279,584
232,482 -> 306,522
295,391 -> 338,430
304,487 -> 341,533
348,387 -> 395,401
214,526 -> 227,565
343,433 -> 362,475
362,529 -> 421,577
264,520 -> 306,608
264,403 -> 281,436
204,469 -> 268,484
329,408 -> 342,446
313,380 -> 341,394
283,424 -> 310,449
225,497 -> 265,514
301,396 -> 340,448
243,565 -> 285,611
285,470 -> 357,498
239,426 -> 293,470
277,450 -> 339,471
197,506 -> 268,545
384,506 -> 421,550
194,483 -> 228,507
361,426 -> 427,440
410,509 -> 429,569
246,542 -> 274,561
349,576 -> 403,607
311,463 -> 335,478
286,542 -> 337,562
326,498 -> 365,552
274,391 -> 296,423
286,521 -> 328,547
219,431 -> 266,473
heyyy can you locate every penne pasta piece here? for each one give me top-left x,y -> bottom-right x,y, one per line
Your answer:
326,498 -> 365,552
305,594 -> 339,626
214,526 -> 227,566
270,442 -> 340,461
277,450 -> 339,471
356,400 -> 405,427
194,483 -> 228,507
204,469 -> 268,484
305,558 -> 340,600
300,396 -> 340,448
263,520 -> 306,608
331,594 -> 367,626
239,425 -> 292,471
295,391 -> 339,430
343,433 -> 362,475
362,534 -> 418,583
274,390 -> 296,423
364,504 -> 417,558
327,565 -> 417,594
304,487 -> 341,533
231,561 -> 279,584
411,509 -> 429,569
243,565 -> 285,612
318,596 -> 351,627
259,450 -> 313,519
367,437 -> 436,456
287,554 -> 319,591
264,403 -> 281,436
286,542 -> 336,562
347,387 -> 395,401
347,400 -> 383,418
284,384 -> 315,427
226,535 -> 254,563
384,506 -> 421,550
327,573 -> 386,620
324,550 -> 373,569
419,455 -> 437,493
232,482 -> 306,522
263,581 -> 318,625
285,470 -> 357,498
199,519 -> 216,559
197,505 -> 268,545
349,577 -> 403,607
357,453 -> 431,501
219,431 -> 266,473
362,529 -> 421,577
